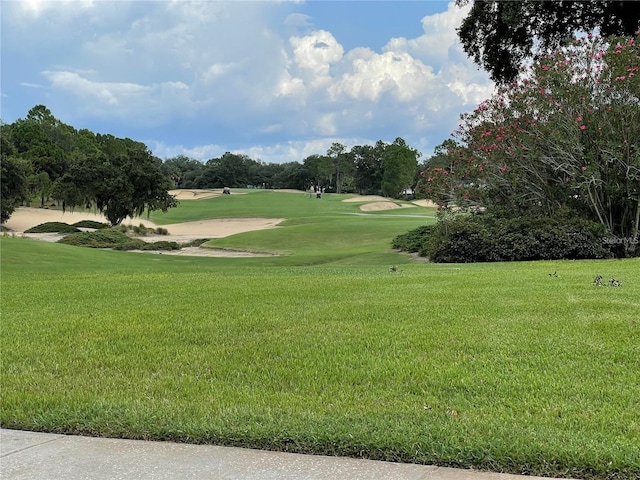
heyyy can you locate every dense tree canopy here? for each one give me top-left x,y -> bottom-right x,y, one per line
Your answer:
1,106 -> 177,226
1,124 -> 30,223
458,0 -> 640,83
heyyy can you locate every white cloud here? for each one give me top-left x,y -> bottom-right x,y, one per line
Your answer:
329,51 -> 436,102
383,1 -> 471,68
150,141 -> 225,162
42,71 -> 192,124
290,30 -> 344,78
2,0 -> 494,162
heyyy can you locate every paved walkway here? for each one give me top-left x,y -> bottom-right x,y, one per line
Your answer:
1,429 -> 572,480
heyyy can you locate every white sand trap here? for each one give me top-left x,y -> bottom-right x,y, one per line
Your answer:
343,195 -> 389,203
359,202 -> 405,212
412,199 -> 439,208
2,207 -> 144,232
169,189 -> 221,200
141,218 -> 284,242
2,207 -> 284,257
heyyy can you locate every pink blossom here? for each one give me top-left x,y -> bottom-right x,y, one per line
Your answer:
581,166 -> 587,171
576,116 -> 583,122
580,125 -> 586,130
499,165 -> 507,173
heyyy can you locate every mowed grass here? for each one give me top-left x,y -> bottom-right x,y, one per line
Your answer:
1,191 -> 639,479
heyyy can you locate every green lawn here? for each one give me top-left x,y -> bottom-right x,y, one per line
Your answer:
1,191 -> 638,479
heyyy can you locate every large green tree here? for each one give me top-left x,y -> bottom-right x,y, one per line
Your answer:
352,142 -> 384,195
1,123 -> 31,224
84,135 -> 177,225
458,0 -> 640,83
161,155 -> 205,189
3,106 -> 179,226
381,138 -> 420,198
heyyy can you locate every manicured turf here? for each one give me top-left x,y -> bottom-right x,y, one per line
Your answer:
1,191 -> 638,479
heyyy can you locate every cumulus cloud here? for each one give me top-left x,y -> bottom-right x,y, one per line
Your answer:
329,50 -> 436,102
290,30 -> 344,79
2,0 -> 494,162
383,1 -> 470,68
271,1 -> 493,148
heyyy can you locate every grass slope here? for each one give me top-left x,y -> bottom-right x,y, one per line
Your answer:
1,192 -> 638,479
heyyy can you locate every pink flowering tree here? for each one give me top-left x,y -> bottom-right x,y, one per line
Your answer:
419,33 -> 640,256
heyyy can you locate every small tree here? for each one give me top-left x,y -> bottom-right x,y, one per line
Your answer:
423,33 -> 640,256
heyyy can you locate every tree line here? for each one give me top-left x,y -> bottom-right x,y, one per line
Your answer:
161,137 -> 420,197
1,105 -> 422,226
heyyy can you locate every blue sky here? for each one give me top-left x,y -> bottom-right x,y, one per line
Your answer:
1,1 -> 494,163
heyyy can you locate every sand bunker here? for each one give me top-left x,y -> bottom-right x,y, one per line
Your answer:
359,202 -> 405,212
2,207 -> 284,257
412,199 -> 438,208
169,189 -> 221,200
343,195 -> 389,203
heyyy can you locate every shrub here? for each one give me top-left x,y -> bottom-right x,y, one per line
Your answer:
58,230 -> 145,249
391,225 -> 433,253
394,213 -> 614,263
72,220 -> 110,230
25,222 -> 80,234
141,241 -> 180,251
154,227 -> 169,235
132,224 -> 149,236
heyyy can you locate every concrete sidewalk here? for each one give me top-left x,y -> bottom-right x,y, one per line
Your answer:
1,429 -> 570,480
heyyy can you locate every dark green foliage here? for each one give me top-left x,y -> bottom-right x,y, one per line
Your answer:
72,220 -> 110,229
84,135 -> 178,225
132,224 -> 149,236
458,0 -> 640,83
1,124 -> 31,223
121,223 -> 169,236
24,222 -> 80,234
381,138 -> 420,198
391,224 -> 434,253
394,213 -> 615,263
56,229 -> 180,251
140,241 -> 180,251
58,230 -> 146,249
3,106 -> 178,226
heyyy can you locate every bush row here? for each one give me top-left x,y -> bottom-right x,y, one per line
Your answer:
57,230 -> 180,251
393,213 -> 616,262
25,222 -> 81,234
